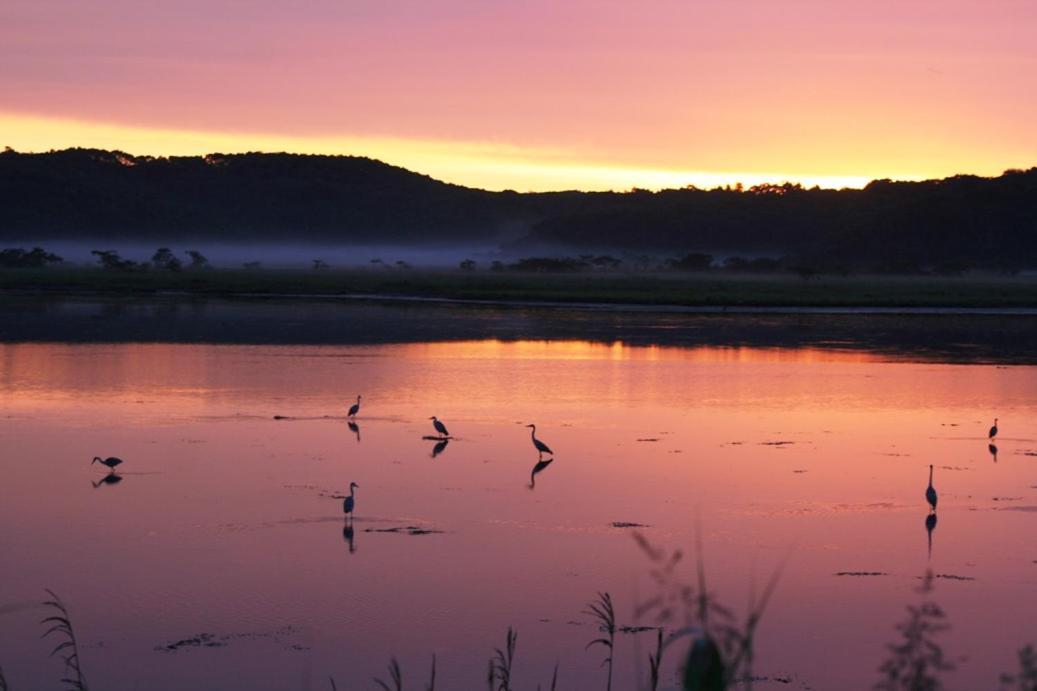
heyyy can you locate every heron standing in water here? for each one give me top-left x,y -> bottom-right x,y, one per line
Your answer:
429,416 -> 450,438
989,418 -> 999,441
343,482 -> 359,517
348,395 -> 362,418
92,456 -> 123,473
926,465 -> 938,513
526,424 -> 553,457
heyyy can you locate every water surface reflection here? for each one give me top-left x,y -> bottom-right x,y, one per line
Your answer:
1,339 -> 1035,691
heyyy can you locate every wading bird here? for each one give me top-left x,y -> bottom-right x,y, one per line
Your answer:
926,464 -> 938,513
92,456 -> 123,473
343,482 -> 359,517
526,424 -> 553,457
430,416 -> 450,438
348,395 -> 362,418
989,418 -> 998,441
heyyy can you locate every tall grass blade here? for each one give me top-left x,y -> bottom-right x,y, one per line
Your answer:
374,656 -> 403,691
584,592 -> 616,691
40,590 -> 88,691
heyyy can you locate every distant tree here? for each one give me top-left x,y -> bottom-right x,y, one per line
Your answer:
723,256 -> 782,273
91,250 -> 137,271
185,250 -> 210,270
0,247 -> 63,268
509,256 -> 588,272
394,260 -> 412,270
312,259 -> 329,270
789,265 -> 820,280
667,253 -> 714,271
151,247 -> 182,272
590,255 -> 622,270
459,259 -> 477,271
747,257 -> 783,272
370,258 -> 385,268
490,260 -> 505,272
933,261 -> 970,277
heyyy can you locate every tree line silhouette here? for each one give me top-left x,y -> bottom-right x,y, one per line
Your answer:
2,148 -> 1035,273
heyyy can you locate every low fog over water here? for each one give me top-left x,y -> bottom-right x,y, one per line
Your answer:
4,240 -> 513,269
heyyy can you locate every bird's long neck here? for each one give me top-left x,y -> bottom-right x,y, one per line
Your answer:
928,466 -> 933,486
529,426 -> 536,439
350,486 -> 356,497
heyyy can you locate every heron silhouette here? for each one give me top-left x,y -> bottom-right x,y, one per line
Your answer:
348,395 -> 362,418
431,438 -> 450,458
926,464 -> 938,513
925,512 -> 937,559
988,418 -> 998,441
429,416 -> 450,438
529,458 -> 554,489
526,424 -> 553,457
92,456 -> 123,473
989,442 -> 998,463
343,482 -> 359,517
348,420 -> 361,443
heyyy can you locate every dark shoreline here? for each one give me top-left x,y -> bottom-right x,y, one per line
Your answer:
4,267 -> 1037,309
3,293 -> 1036,364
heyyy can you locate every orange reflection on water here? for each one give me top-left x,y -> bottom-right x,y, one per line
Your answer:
1,340 -> 1036,690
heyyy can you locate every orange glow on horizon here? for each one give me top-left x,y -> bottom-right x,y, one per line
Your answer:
1,111 -> 1019,193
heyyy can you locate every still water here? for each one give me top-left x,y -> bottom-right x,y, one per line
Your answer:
2,323 -> 1036,689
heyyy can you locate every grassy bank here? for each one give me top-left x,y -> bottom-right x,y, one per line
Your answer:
3,267 -> 1037,308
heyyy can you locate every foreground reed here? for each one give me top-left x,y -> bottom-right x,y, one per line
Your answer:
15,548 -> 1037,690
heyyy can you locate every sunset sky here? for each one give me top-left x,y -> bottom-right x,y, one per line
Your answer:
2,0 -> 1035,191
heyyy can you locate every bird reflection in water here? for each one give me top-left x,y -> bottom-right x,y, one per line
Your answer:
92,473 -> 123,489
430,438 -> 450,459
528,458 -> 554,489
989,443 -> 998,463
925,512 -> 937,559
348,420 -> 361,443
342,521 -> 356,553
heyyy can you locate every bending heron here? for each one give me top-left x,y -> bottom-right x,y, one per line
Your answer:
92,456 -> 123,473
988,418 -> 998,441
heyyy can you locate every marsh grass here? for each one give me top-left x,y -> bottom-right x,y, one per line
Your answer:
40,589 -> 89,691
373,657 -> 403,691
631,532 -> 783,691
648,627 -> 663,691
4,267 -> 1037,308
585,592 -> 617,691
999,645 -> 1037,691
875,571 -> 954,691
18,565 -> 1035,691
490,627 -> 517,691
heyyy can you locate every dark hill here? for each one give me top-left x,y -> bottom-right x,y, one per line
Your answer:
1,148 -> 1035,271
